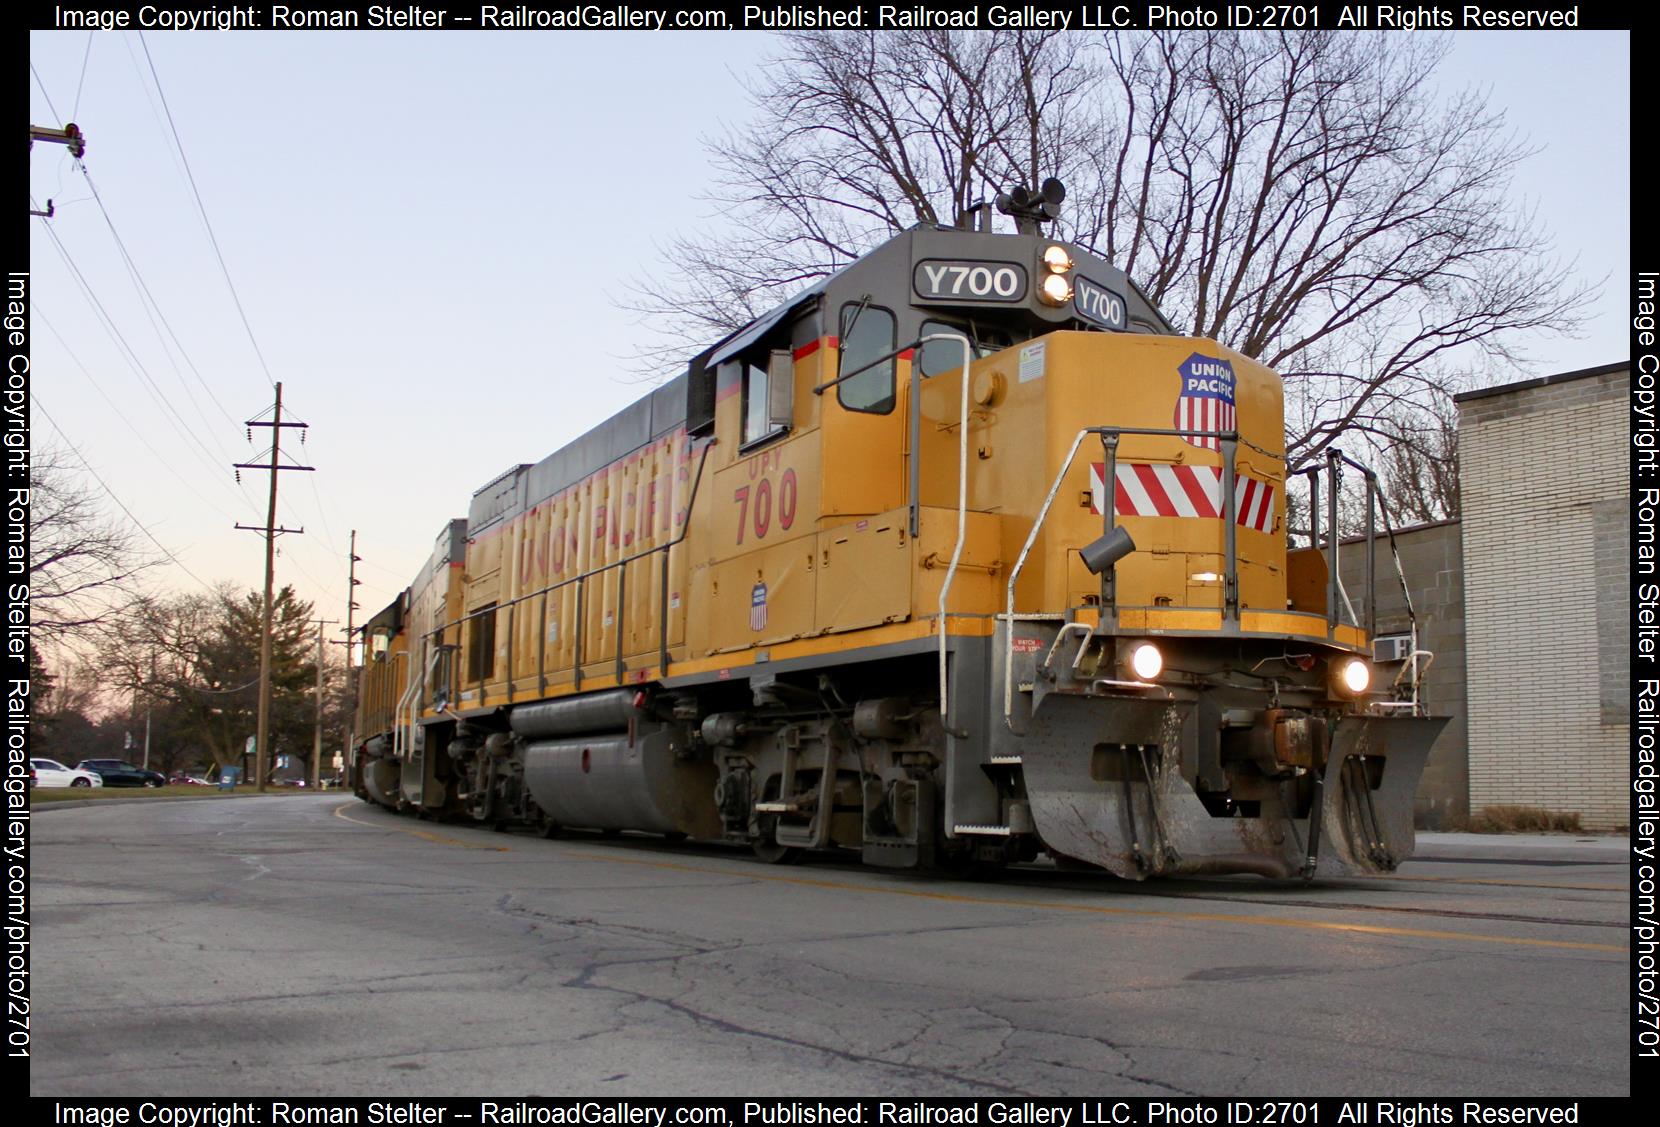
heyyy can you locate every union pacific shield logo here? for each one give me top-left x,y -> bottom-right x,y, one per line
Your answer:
1175,353 -> 1236,451
750,580 -> 768,632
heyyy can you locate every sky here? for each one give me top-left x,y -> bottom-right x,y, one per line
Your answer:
25,28 -> 1631,645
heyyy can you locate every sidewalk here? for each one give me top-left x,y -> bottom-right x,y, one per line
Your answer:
1413,831 -> 1631,863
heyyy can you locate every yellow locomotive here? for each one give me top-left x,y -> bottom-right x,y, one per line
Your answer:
355,187 -> 1442,878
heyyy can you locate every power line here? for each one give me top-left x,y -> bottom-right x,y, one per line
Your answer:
138,32 -> 278,388
69,168 -> 245,464
55,39 -> 346,595
76,164 -> 246,430
35,304 -> 247,524
184,676 -> 261,695
354,555 -> 417,579
269,517 -> 338,595
121,31 -> 192,192
32,394 -> 218,594
33,207 -> 259,513
72,32 -> 94,120
35,207 -> 257,513
305,474 -> 344,558
30,61 -> 64,122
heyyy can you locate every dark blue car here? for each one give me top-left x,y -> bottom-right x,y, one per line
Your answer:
76,759 -> 167,788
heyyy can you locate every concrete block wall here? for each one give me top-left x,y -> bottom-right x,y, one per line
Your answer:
1338,521 -> 1467,827
1457,365 -> 1629,829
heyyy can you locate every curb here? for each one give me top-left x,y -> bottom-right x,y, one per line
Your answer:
1413,831 -> 1630,863
31,791 -> 341,813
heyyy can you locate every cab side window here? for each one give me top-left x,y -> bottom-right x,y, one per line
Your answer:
837,304 -> 896,414
733,313 -> 808,449
741,359 -> 772,446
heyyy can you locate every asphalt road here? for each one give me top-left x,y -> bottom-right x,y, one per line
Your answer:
28,795 -> 1630,1097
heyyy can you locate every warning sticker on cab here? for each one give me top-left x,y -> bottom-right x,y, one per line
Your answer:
1018,341 -> 1046,383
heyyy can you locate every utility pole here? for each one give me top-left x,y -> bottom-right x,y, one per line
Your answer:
311,618 -> 337,789
342,532 -> 361,784
142,652 -> 157,771
234,381 -> 312,793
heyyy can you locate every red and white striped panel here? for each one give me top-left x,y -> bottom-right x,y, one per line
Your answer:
1088,462 -> 1275,532
1175,395 -> 1235,452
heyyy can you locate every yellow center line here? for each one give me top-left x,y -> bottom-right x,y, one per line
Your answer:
330,802 -> 1623,953
332,801 -> 511,851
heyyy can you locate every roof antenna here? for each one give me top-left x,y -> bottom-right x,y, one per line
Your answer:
953,200 -> 994,232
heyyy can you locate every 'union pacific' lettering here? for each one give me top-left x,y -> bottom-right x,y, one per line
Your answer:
1184,378 -> 1232,394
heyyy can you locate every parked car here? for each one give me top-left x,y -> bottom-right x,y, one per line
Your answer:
75,759 -> 167,788
29,758 -> 104,788
168,773 -> 213,786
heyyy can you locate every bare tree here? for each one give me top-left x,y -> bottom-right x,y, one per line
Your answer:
627,31 -> 1113,368
1096,32 -> 1590,470
1380,393 -> 1461,526
100,585 -> 329,777
29,444 -> 151,646
635,31 -> 1591,467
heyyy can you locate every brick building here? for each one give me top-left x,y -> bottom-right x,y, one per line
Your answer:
1454,362 -> 1629,829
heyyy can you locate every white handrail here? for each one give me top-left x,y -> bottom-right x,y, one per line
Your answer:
1003,428 -> 1094,730
925,333 -> 974,719
392,649 -> 420,760
393,642 -> 443,761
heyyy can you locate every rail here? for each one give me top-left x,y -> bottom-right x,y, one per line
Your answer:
1299,449 -> 1428,712
422,438 -> 714,712
397,644 -> 444,763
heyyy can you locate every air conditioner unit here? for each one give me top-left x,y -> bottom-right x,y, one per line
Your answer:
1373,634 -> 1413,663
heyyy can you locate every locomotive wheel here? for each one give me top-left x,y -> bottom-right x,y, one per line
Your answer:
751,837 -> 803,865
939,846 -> 1008,881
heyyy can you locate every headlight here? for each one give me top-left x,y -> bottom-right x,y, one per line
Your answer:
1041,244 -> 1074,273
1331,656 -> 1371,697
1127,642 -> 1162,681
1038,273 -> 1073,305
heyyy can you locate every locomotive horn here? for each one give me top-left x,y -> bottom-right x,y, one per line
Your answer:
1039,178 -> 1066,221
995,179 -> 1067,234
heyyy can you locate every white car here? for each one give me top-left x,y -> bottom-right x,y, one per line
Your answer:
30,758 -> 104,788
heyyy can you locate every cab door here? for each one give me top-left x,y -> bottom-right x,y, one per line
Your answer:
820,301 -> 904,517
